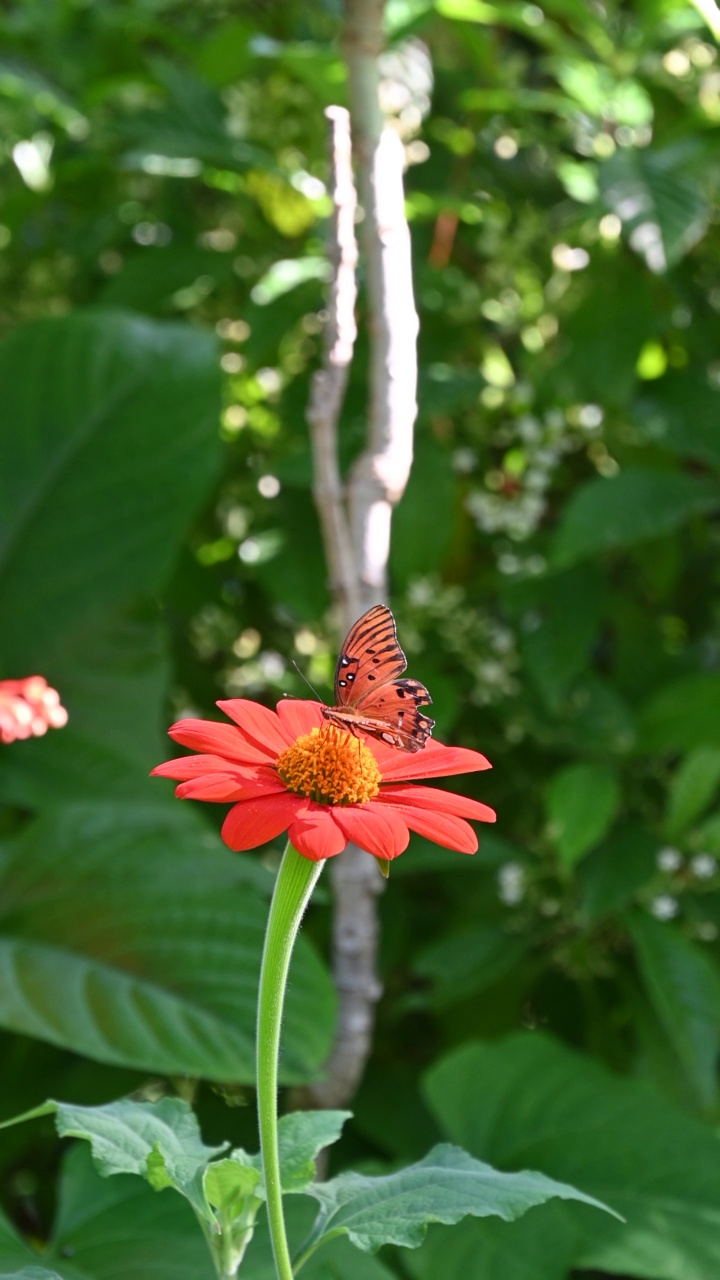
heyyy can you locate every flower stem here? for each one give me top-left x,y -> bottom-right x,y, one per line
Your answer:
257,842 -> 325,1280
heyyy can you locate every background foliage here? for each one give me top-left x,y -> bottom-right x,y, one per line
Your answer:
1,0 -> 720,1276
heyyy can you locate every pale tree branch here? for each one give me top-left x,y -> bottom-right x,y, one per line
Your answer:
307,106 -> 361,624
302,0 -> 419,1111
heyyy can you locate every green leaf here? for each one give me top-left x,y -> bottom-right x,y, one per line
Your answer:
298,1143 -> 613,1262
0,610 -> 169,807
600,143 -> 710,271
390,434 -> 456,588
0,311 -> 221,803
552,469 -> 720,568
628,913 -> 720,1110
514,567 -> 607,709
636,376 -> 720,471
545,257 -> 656,406
120,59 -> 269,173
577,824 -> 657,922
205,1111 -> 353,1211
1,1097 -> 224,1223
101,246 -> 235,312
639,673 -> 720,752
403,1204 -> 578,1280
546,764 -> 620,867
665,747 -> 720,837
278,1111 -> 352,1193
0,311 -> 220,669
414,926 -> 528,1008
0,802 -> 334,1081
204,1155 -> 263,1217
0,1271 -> 64,1279
44,1144 -> 214,1280
423,1033 -> 720,1279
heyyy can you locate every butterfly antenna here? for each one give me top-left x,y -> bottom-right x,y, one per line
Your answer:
290,659 -> 325,704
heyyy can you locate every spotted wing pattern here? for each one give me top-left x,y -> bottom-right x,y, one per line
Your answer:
322,605 -> 434,752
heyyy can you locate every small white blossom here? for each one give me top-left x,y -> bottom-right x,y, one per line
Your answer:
498,862 -> 525,905
649,894 -> 679,921
656,846 -> 683,873
691,853 -> 717,880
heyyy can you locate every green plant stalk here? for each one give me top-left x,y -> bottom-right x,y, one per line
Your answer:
257,841 -> 325,1280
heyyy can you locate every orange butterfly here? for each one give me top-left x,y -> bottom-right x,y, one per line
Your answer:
322,605 -> 435,753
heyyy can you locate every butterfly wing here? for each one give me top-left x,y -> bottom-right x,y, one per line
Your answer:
327,605 -> 435,752
333,604 -> 407,706
353,678 -> 435,751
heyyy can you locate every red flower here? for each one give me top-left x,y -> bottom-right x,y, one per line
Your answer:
152,698 -> 495,862
0,676 -> 68,745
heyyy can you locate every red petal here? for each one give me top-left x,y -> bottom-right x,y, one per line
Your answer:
276,699 -> 325,739
289,807 -> 347,861
378,783 -> 496,824
168,718 -> 274,765
221,793 -> 302,851
334,804 -> 410,861
216,699 -> 292,755
177,771 -> 286,802
373,738 -> 492,782
177,775 -> 250,801
151,753 -> 255,781
380,803 -> 478,853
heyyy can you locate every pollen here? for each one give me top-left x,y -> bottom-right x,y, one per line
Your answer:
276,724 -> 381,806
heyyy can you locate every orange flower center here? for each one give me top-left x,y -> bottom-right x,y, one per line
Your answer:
276,724 -> 381,806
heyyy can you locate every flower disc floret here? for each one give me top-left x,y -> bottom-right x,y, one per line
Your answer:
276,725 -> 381,806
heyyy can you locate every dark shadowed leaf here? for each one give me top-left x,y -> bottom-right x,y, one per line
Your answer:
628,912 -> 720,1110
424,1033 -> 720,1279
552,469 -> 720,568
639,673 -> 720,752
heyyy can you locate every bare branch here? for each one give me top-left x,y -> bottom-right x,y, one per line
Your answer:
348,125 -> 419,599
307,107 -> 361,621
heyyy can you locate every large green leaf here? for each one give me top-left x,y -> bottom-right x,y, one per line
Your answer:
403,1204 -> 579,1280
0,803 -> 334,1081
552,468 -> 720,568
628,913 -> 720,1110
0,311 -> 220,665
423,1033 -> 720,1279
0,311 -> 221,801
600,143 -> 710,271
298,1143 -> 613,1264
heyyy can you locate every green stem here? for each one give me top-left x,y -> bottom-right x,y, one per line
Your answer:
257,841 -> 325,1280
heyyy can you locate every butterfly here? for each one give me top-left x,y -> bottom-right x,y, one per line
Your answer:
322,604 -> 435,752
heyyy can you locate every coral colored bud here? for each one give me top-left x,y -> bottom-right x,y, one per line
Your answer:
0,676 -> 68,744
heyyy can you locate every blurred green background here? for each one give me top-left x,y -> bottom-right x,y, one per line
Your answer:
1,1 -> 720,1276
